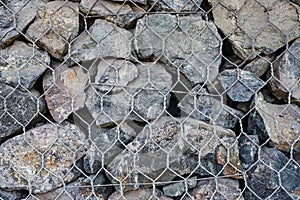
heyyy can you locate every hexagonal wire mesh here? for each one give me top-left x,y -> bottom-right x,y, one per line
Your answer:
0,0 -> 299,199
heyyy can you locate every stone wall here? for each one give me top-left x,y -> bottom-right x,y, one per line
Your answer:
0,0 -> 300,199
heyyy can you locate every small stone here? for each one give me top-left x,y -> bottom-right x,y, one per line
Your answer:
26,1 -> 79,60
184,178 -> 243,200
0,83 -> 45,139
65,19 -> 132,66
0,0 -> 45,46
163,177 -> 197,197
245,147 -> 300,199
134,14 -> 222,85
108,188 -> 172,200
179,85 -> 244,129
243,55 -> 274,77
43,64 -> 88,123
0,122 -> 87,193
84,59 -> 172,126
148,0 -> 203,12
218,69 -> 265,102
269,38 -> 300,103
0,41 -> 50,89
107,116 -> 241,191
238,135 -> 259,170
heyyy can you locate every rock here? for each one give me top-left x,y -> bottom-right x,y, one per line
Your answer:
163,177 -> 197,197
269,38 -> 300,103
108,188 -> 172,200
65,19 -> 132,66
0,41 -> 50,89
107,116 -> 241,191
26,1 -> 79,60
84,122 -> 137,173
250,93 -> 300,152
110,0 -> 148,5
0,189 -> 27,200
148,0 -> 203,12
134,14 -> 222,86
80,0 -> 144,28
184,178 -> 243,200
0,122 -> 87,193
0,0 -> 45,46
243,55 -> 274,77
245,147 -> 300,199
218,69 -> 265,102
43,64 -> 88,123
239,135 -> 259,170
179,85 -> 244,129
84,59 -> 172,126
208,0 -> 300,59
0,83 -> 45,139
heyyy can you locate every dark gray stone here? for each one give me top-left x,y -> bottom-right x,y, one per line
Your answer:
243,55 -> 274,77
0,83 -> 45,139
108,189 -> 172,200
134,14 -> 222,86
0,189 -> 27,200
148,0 -> 203,12
218,69 -> 265,102
239,135 -> 259,170
163,177 -> 197,197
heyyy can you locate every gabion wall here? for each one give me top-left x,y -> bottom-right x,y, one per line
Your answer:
0,0 -> 300,199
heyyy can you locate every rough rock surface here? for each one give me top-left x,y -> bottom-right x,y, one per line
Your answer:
218,69 -> 265,102
208,0 -> 300,59
269,38 -> 300,103
246,147 -> 300,199
148,0 -> 203,12
0,189 -> 27,200
163,177 -> 197,197
0,41 -> 50,89
179,85 -> 243,129
26,1 -> 79,60
0,123 -> 87,193
108,188 -> 172,200
43,64 -> 88,123
184,178 -> 244,200
0,0 -> 45,46
239,135 -> 259,170
134,14 -> 222,85
66,19 -> 132,66
107,117 -> 241,191
243,55 -> 274,77
84,60 -> 172,126
251,93 -> 300,152
0,83 -> 45,139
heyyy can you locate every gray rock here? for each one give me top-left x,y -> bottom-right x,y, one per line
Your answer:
0,41 -> 50,89
0,122 -> 87,193
43,64 -> 88,123
0,0 -> 46,46
0,83 -> 45,139
107,116 -> 241,191
208,0 -> 300,59
108,188 -> 172,200
110,0 -> 148,5
250,93 -> 300,152
163,177 -> 197,197
179,85 -> 244,129
84,59 -> 172,126
239,135 -> 259,170
243,55 -> 274,77
148,0 -> 203,12
0,189 -> 27,200
84,122 -> 137,173
65,19 -> 132,66
26,1 -> 79,60
134,14 -> 222,85
218,69 -> 265,102
246,147 -> 300,199
184,178 -> 243,200
269,38 -> 300,103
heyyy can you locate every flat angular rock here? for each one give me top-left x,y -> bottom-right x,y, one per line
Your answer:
110,0 -> 148,5
0,122 -> 87,194
250,93 -> 300,152
246,147 -> 300,199
208,0 -> 300,59
148,0 -> 203,12
134,14 -> 222,85
179,85 -> 243,129
269,38 -> 300,103
84,59 -> 172,126
65,19 -> 132,66
218,69 -> 265,102
0,189 -> 27,200
184,178 -> 243,200
107,117 -> 241,191
108,188 -> 172,200
0,0 -> 45,46
0,83 -> 45,139
163,177 -> 197,197
0,41 -> 50,89
243,55 -> 274,77
26,1 -> 79,60
43,64 -> 88,123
